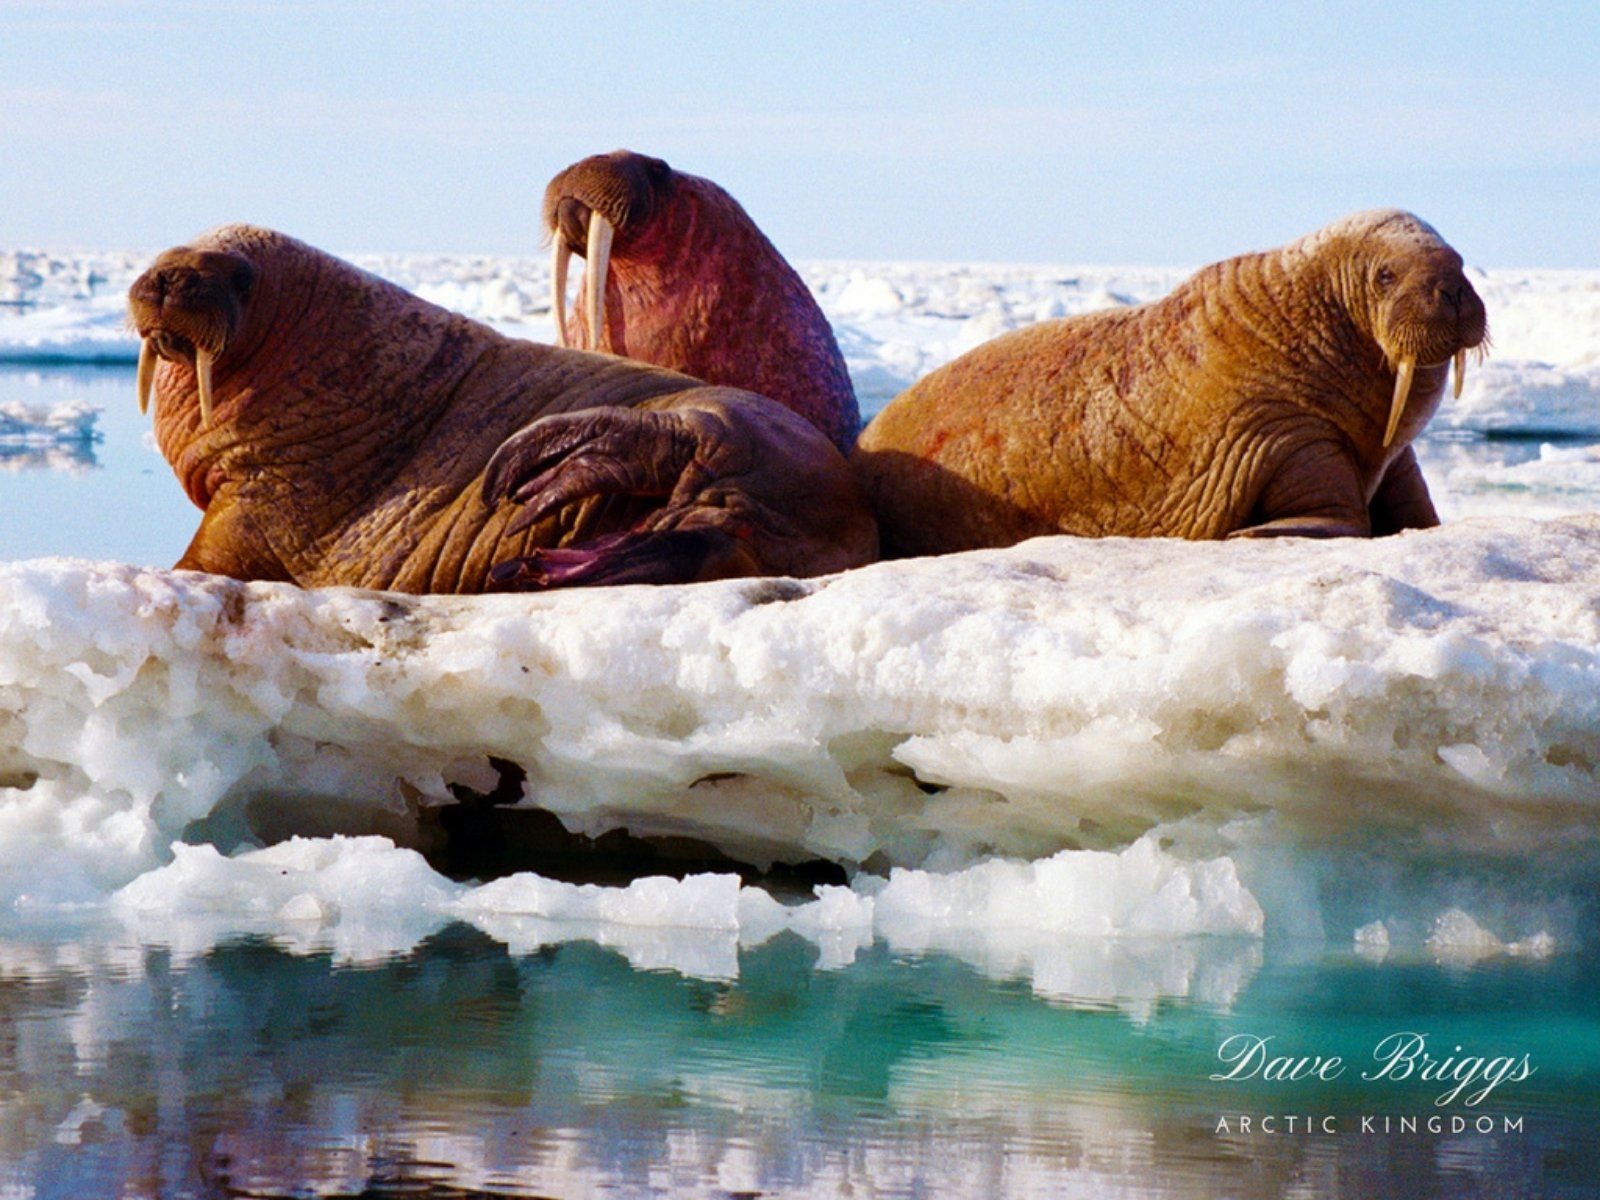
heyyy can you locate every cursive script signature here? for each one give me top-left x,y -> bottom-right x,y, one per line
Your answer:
1210,1032 -> 1535,1107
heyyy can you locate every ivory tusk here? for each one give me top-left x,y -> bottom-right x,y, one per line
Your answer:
136,338 -> 156,415
583,213 -> 615,353
1453,348 -> 1466,400
1384,355 -> 1416,448
196,348 -> 215,428
551,237 -> 571,348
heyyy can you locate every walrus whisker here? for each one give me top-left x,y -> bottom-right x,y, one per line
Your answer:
196,348 -> 216,428
1385,355 -> 1416,448
584,213 -> 614,352
551,238 -> 571,348
136,338 -> 156,416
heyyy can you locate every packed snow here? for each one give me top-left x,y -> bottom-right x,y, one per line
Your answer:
1,242 -> 1596,982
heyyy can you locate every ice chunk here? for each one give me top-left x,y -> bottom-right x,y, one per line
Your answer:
1,517 -> 1597,914
871,837 -> 1263,939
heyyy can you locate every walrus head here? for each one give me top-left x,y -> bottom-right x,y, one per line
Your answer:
128,244 -> 259,428
538,149 -> 861,456
1314,209 -> 1490,447
541,149 -> 677,351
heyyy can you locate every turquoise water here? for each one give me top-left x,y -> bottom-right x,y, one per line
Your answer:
0,365 -> 196,566
3,921 -> 1597,1198
2,364 -> 1598,1197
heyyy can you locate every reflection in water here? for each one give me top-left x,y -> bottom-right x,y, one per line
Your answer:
0,397 -> 100,471
0,366 -> 194,565
1416,431 -> 1600,521
0,441 -> 98,472
1,922 -> 1595,1198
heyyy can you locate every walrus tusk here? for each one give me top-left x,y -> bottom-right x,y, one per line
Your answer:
136,338 -> 156,415
196,348 -> 215,427
1453,348 -> 1466,399
583,213 -> 614,353
1384,355 -> 1416,447
551,237 -> 570,348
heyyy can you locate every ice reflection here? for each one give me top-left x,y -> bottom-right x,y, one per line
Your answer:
1,922 -> 1594,1198
0,397 -> 101,471
0,366 -> 193,564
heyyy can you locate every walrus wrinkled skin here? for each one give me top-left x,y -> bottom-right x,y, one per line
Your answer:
544,149 -> 860,454
127,224 -> 877,593
853,209 -> 1489,556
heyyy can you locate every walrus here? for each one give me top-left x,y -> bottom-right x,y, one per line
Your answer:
543,149 -> 860,454
853,209 -> 1489,555
127,224 -> 877,593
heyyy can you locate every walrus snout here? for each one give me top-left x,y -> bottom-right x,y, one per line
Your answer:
127,248 -> 256,425
551,197 -> 592,253
541,149 -> 670,240
544,151 -> 675,353
1373,251 -> 1490,445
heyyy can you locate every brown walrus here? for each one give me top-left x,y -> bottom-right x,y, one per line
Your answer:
127,224 -> 877,593
543,149 -> 860,454
853,209 -> 1489,556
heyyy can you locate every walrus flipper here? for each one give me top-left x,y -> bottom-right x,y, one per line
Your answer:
483,405 -> 721,536
482,403 -> 764,588
1367,446 -> 1441,536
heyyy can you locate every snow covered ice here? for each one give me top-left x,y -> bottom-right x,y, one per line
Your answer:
1,241 -> 1597,989
0,516 -> 1595,982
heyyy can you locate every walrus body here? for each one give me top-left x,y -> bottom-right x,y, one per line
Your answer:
853,210 -> 1489,556
543,150 -> 860,453
128,225 -> 876,593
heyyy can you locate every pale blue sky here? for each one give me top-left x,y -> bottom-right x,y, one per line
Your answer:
2,0 -> 1596,266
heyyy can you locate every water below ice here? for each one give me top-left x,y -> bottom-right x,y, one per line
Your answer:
3,917 -> 1596,1199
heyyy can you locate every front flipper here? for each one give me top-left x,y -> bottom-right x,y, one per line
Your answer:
1367,445 -> 1440,536
481,394 -> 876,591
1226,438 -> 1371,539
1227,515 -> 1370,539
482,406 -> 727,539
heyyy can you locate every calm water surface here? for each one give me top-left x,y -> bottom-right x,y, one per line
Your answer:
0,365 -> 196,566
3,922 -> 1597,1199
2,365 -> 1598,1198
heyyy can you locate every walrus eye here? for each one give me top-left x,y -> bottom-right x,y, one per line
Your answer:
231,262 -> 256,301
1374,266 -> 1396,291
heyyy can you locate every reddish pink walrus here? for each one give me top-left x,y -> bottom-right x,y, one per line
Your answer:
543,150 -> 860,455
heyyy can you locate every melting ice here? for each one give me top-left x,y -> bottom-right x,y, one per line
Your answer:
0,516 -> 1594,988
